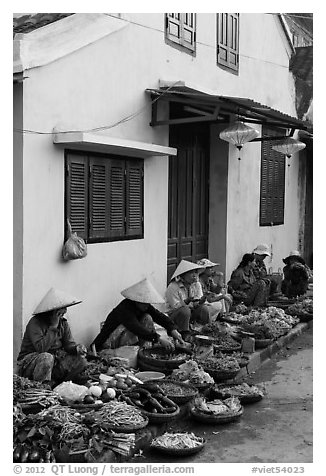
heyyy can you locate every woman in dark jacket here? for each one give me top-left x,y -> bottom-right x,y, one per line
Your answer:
227,253 -> 269,307
281,251 -> 310,298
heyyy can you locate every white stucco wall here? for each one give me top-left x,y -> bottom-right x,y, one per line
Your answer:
14,13 -> 302,357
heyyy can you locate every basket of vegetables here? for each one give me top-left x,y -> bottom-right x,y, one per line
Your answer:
286,299 -> 313,321
212,335 -> 242,354
201,355 -> 240,382
120,381 -> 181,424
93,401 -> 149,433
138,347 -> 192,370
158,379 -> 199,404
150,432 -> 206,456
210,382 -> 264,404
190,396 -> 243,424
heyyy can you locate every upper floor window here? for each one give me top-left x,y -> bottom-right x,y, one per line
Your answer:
259,127 -> 286,227
217,13 -> 239,73
165,13 -> 196,53
65,151 -> 144,243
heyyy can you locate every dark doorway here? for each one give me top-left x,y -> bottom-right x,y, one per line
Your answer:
167,124 -> 210,281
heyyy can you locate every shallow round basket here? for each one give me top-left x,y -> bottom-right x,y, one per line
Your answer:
190,406 -> 243,424
213,343 -> 242,354
203,367 -> 240,382
138,347 -> 191,370
211,383 -> 263,404
150,438 -> 206,457
135,371 -> 165,382
141,405 -> 180,424
101,416 -> 149,433
158,379 -> 199,404
254,338 -> 273,349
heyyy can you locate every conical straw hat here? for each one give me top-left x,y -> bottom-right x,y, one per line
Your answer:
121,278 -> 165,304
170,260 -> 204,281
33,288 -> 82,314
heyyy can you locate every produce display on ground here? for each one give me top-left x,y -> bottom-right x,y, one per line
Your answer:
287,298 -> 313,317
151,432 -> 204,450
170,360 -> 214,386
120,381 -> 179,415
198,355 -> 241,372
192,396 -> 242,415
211,382 -> 265,401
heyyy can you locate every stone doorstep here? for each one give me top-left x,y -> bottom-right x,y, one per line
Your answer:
93,321 -> 313,463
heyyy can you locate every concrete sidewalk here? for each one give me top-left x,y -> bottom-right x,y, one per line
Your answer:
94,320 -> 313,463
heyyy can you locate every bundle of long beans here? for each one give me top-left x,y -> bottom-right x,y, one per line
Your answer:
94,401 -> 146,426
17,388 -> 61,408
151,432 -> 204,449
39,405 -> 81,424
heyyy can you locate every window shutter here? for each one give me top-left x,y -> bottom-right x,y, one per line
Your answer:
217,13 -> 239,72
89,157 -> 109,240
260,127 -> 285,226
166,14 -> 182,43
181,13 -> 196,51
108,159 -> 126,238
65,153 -> 88,240
126,160 -> 144,238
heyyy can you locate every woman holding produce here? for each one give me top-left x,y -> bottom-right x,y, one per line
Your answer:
227,253 -> 269,307
197,258 -> 233,320
17,288 -> 88,386
92,278 -> 185,352
165,260 -> 210,341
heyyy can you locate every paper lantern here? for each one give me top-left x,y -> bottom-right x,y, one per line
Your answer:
272,137 -> 306,158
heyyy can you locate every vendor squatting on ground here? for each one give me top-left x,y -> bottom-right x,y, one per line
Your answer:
16,245 -> 311,384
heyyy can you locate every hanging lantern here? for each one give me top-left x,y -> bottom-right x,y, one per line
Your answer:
219,121 -> 260,152
272,137 -> 306,158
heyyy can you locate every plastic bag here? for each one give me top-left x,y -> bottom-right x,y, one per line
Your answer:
53,381 -> 88,403
62,219 -> 87,261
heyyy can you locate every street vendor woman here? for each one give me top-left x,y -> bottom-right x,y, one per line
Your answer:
92,278 -> 185,352
281,250 -> 311,298
227,253 -> 269,307
165,260 -> 210,341
197,258 -> 233,319
17,288 -> 88,386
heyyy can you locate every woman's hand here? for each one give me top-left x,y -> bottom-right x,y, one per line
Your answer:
170,329 -> 185,344
76,343 -> 88,356
158,336 -> 175,352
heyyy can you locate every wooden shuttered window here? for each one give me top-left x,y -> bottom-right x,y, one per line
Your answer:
65,152 -> 144,243
217,13 -> 239,72
65,153 -> 89,240
259,127 -> 286,226
165,13 -> 196,52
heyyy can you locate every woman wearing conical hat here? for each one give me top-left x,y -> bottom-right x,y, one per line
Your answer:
92,278 -> 185,352
281,251 -> 311,298
165,260 -> 210,341
17,288 -> 88,387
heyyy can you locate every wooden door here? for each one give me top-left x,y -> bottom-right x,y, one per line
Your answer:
167,124 -> 209,281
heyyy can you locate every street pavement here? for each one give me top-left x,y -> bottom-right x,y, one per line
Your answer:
134,326 -> 313,464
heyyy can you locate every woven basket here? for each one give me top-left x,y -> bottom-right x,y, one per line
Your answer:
100,416 -> 149,433
210,383 -> 264,404
158,380 -> 199,404
190,406 -> 243,424
213,343 -> 242,354
141,405 -> 180,424
203,367 -> 240,382
150,438 -> 206,456
138,348 -> 191,370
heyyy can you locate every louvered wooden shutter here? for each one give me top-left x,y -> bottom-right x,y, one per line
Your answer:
65,153 -> 88,240
217,13 -> 239,72
89,157 -> 109,240
166,13 -> 196,51
126,160 -> 144,238
108,159 -> 126,239
166,13 -> 182,43
260,128 -> 285,226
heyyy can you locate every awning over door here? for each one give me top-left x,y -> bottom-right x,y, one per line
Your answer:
146,83 -> 312,136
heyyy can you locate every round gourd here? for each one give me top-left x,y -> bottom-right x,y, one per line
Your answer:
89,385 -> 102,397
106,388 -> 116,399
